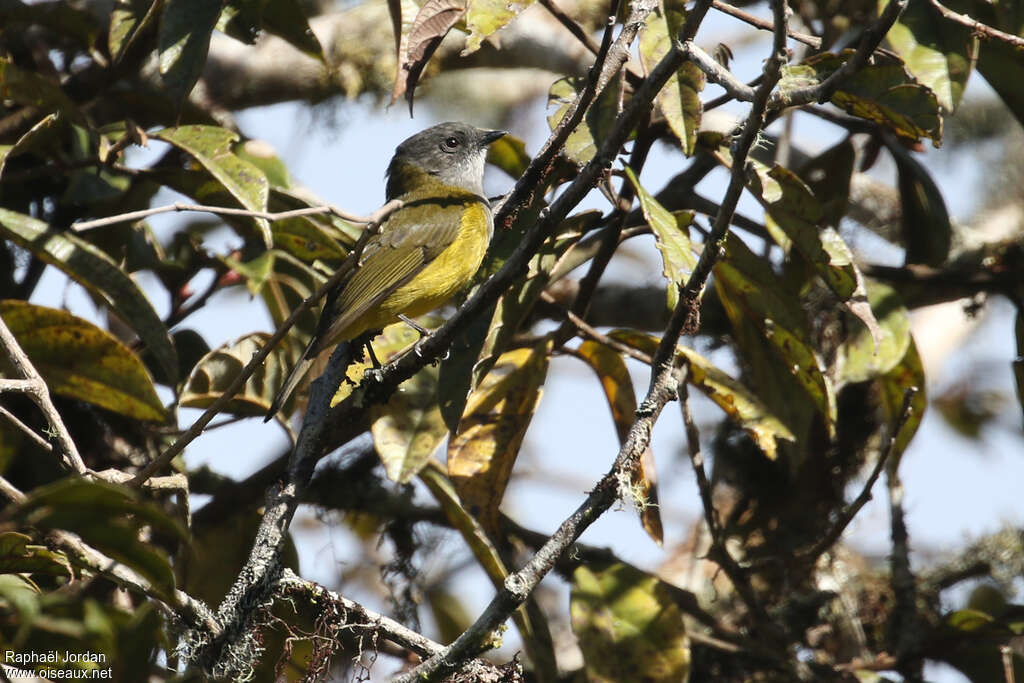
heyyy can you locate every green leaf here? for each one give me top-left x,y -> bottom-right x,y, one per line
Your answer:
486,134 -> 531,179
638,3 -> 704,155
262,0 -> 325,60
448,340 -> 551,532
881,0 -> 977,113
438,299 -> 498,432
575,341 -> 663,544
609,330 -> 796,459
0,59 -> 85,124
547,73 -> 623,166
878,337 -> 926,462
796,137 -> 856,228
0,113 -> 66,178
0,301 -> 167,421
11,478 -> 187,599
890,141 -> 952,266
625,166 -> 696,312
781,51 -> 942,145
0,532 -> 72,578
743,158 -> 881,345
464,0 -> 533,55
153,125 -> 271,246
838,281 -> 911,385
571,563 -> 691,683
977,36 -> 1024,127
714,234 -> 837,435
181,332 -> 300,417
158,0 -> 222,105
0,210 -> 178,384
109,0 -> 161,63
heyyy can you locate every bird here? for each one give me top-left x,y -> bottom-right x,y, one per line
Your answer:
265,122 -> 507,421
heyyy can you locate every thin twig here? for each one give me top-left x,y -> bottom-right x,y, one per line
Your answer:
681,42 -> 758,102
72,202 -> 372,232
128,199 -> 402,488
0,404 -> 53,452
928,0 -> 1024,49
278,570 -> 445,659
539,0 -> 602,55
711,0 -> 821,48
800,387 -> 919,562
391,4 -> 718,681
768,0 -> 909,109
541,291 -> 654,364
0,316 -> 86,473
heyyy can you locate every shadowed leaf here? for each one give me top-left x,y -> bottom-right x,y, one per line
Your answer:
838,281 -> 911,385
0,209 -> 179,383
890,141 -> 952,266
110,0 -> 160,63
548,73 -> 623,166
0,532 -> 72,578
158,0 -> 221,105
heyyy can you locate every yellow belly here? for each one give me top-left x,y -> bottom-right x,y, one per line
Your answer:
343,203 -> 491,338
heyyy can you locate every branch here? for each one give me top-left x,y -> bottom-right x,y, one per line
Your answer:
799,388 -> 920,563
928,0 -> 1024,49
0,316 -> 86,473
711,0 -> 821,48
278,570 -> 444,659
129,200 -> 401,488
681,43 -> 757,102
72,202 -> 372,232
768,0 -> 909,110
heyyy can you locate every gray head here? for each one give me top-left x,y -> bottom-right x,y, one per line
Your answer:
386,122 -> 506,199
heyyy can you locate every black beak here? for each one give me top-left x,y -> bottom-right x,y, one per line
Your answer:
480,129 -> 508,146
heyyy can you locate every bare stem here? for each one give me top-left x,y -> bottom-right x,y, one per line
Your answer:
72,202 -> 373,232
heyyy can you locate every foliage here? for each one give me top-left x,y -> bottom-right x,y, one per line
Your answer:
0,0 -> 1023,681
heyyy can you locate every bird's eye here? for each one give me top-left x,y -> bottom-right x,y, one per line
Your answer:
440,136 -> 461,153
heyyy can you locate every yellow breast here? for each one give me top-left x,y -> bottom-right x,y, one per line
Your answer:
345,201 -> 491,337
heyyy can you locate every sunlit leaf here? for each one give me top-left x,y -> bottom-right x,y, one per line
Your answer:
180,332 -> 301,417
625,166 -> 696,312
153,125 -> 271,246
571,563 -> 691,683
0,113 -> 65,178
882,0 -> 977,113
464,0 -> 534,54
638,2 -> 704,155
548,73 -> 623,166
372,364 -> 447,483
448,340 -> 551,532
575,340 -> 663,544
878,337 -> 926,462
486,134 -> 531,179
0,301 -> 167,421
780,51 -> 942,145
838,281 -> 911,385
158,0 -> 221,105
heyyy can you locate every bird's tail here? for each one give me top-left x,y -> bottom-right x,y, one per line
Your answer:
265,345 -> 316,422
